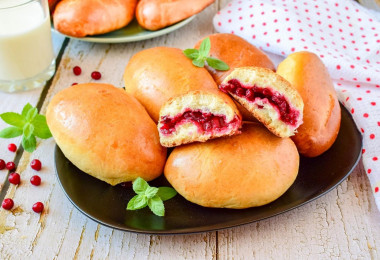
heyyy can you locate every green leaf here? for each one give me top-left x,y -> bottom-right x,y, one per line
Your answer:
183,49 -> 199,60
23,123 -> 34,139
127,195 -> 148,210
0,112 -> 25,128
157,187 -> 177,201
148,196 -> 165,216
0,127 -> 23,138
192,59 -> 205,67
199,37 -> 211,58
21,103 -> 33,118
26,107 -> 38,122
132,177 -> 149,194
32,115 -> 52,139
145,186 -> 158,199
206,57 -> 230,71
22,134 -> 36,153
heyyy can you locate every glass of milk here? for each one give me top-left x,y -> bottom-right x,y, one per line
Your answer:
0,0 -> 55,92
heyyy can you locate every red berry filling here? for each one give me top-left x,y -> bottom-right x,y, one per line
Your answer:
159,110 -> 240,135
220,79 -> 300,126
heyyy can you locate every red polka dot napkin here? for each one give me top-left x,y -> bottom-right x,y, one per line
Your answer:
214,0 -> 380,208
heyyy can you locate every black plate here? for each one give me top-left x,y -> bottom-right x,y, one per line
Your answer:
55,105 -> 362,234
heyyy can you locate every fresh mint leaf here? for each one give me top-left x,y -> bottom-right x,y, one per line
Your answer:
199,37 -> 211,58
206,57 -> 230,71
132,177 -> 149,194
192,59 -> 205,67
21,103 -> 33,118
126,178 -> 177,217
183,49 -> 199,60
183,37 -> 229,71
0,127 -> 23,138
127,194 -> 148,210
22,134 -> 36,153
0,103 -> 52,153
23,123 -> 34,139
0,112 -> 25,128
145,186 -> 158,199
26,107 -> 38,122
157,187 -> 177,201
148,196 -> 165,217
32,115 -> 52,139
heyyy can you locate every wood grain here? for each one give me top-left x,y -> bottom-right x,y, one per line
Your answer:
1,0 -> 379,259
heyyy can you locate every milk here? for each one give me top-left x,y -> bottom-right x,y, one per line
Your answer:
0,0 -> 54,81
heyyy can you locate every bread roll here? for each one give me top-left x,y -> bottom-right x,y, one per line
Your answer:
194,33 -> 275,85
46,83 -> 166,185
277,52 -> 341,157
136,0 -> 214,31
165,123 -> 299,209
53,0 -> 137,37
220,67 -> 304,138
123,47 -> 218,122
158,90 -> 242,147
195,33 -> 275,121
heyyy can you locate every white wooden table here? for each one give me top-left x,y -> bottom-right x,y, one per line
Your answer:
1,1 -> 379,259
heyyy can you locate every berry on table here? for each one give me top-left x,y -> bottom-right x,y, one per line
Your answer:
32,202 -> 44,213
30,175 -> 41,186
91,71 -> 101,80
6,162 -> 16,171
2,198 -> 14,210
8,173 -> 20,185
73,66 -> 82,76
30,159 -> 42,171
8,143 -> 17,152
0,159 -> 5,170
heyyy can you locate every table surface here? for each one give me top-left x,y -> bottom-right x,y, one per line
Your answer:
1,1 -> 379,259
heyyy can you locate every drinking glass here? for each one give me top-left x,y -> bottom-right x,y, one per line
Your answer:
0,0 -> 55,92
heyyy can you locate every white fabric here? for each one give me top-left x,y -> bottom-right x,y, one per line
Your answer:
213,0 -> 380,209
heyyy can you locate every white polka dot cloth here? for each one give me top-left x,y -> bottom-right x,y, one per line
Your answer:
214,0 -> 380,209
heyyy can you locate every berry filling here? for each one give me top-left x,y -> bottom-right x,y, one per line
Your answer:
159,110 -> 240,136
220,79 -> 300,126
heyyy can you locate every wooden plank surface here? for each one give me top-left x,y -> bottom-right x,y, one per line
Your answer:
0,33 -> 66,190
1,0 -> 379,259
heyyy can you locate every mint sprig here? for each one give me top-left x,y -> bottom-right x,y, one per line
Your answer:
127,177 -> 177,217
183,37 -> 230,71
0,103 -> 52,153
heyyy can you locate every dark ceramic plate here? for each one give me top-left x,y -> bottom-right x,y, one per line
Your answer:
55,105 -> 362,234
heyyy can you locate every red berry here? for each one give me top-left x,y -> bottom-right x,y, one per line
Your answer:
30,175 -> 41,186
91,71 -> 101,80
73,66 -> 81,76
0,159 -> 5,170
71,82 -> 78,86
6,162 -> 15,171
8,173 -> 20,185
8,143 -> 17,152
2,198 -> 14,210
32,202 -> 44,213
30,159 -> 42,171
